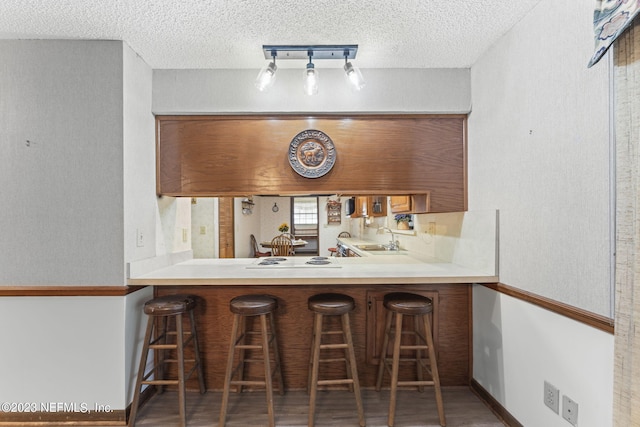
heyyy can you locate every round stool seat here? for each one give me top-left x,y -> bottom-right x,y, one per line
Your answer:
308,293 -> 355,315
230,294 -> 277,316
383,292 -> 433,316
144,294 -> 196,316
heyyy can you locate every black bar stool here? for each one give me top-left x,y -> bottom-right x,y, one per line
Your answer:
307,293 -> 365,427
129,294 -> 206,427
219,294 -> 284,427
375,292 -> 445,427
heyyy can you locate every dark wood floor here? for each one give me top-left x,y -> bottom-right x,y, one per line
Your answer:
132,387 -> 507,427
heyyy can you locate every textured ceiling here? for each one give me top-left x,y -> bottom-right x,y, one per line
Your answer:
0,0 -> 544,69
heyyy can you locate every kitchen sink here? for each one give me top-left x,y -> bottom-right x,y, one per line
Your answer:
353,244 -> 408,254
354,244 -> 394,251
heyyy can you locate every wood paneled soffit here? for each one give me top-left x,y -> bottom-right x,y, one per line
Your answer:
156,114 -> 467,213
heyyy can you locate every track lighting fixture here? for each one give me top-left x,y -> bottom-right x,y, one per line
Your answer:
343,56 -> 365,91
304,53 -> 319,95
255,52 -> 277,91
257,45 -> 364,95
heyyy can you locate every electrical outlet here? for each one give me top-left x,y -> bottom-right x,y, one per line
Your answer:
199,225 -> 207,235
427,222 -> 436,235
136,229 -> 144,247
182,228 -> 188,243
544,381 -> 559,414
562,395 -> 578,425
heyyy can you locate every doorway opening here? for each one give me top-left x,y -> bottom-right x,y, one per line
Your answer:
291,196 -> 319,255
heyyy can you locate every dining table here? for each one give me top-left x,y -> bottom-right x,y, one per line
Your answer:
260,238 -> 308,249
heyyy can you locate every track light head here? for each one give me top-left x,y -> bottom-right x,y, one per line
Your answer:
304,60 -> 319,95
255,56 -> 277,92
344,60 -> 365,91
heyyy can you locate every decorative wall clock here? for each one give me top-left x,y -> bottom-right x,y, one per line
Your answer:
288,129 -> 336,178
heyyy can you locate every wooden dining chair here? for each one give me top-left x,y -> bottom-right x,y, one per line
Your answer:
270,234 -> 294,256
281,232 -> 296,240
251,234 -> 271,258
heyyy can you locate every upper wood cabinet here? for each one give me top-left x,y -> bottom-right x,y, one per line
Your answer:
156,115 -> 467,213
351,196 -> 388,218
390,196 -> 411,212
368,196 -> 387,217
390,194 -> 430,214
349,196 -> 388,218
350,196 -> 368,218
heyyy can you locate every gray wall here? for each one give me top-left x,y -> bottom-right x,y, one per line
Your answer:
469,0 -> 612,316
0,40 -> 158,410
0,40 -> 125,285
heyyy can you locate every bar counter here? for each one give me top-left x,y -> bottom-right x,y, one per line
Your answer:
126,252 -> 497,391
127,255 -> 498,287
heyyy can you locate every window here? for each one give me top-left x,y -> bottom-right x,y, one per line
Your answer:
292,197 -> 318,225
291,197 -> 319,255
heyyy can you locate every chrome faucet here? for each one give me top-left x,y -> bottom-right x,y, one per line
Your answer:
379,227 -> 400,251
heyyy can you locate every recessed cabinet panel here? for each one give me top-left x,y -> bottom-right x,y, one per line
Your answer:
390,194 -> 430,214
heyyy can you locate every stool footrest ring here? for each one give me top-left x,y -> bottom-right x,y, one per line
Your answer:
317,379 -> 355,386
142,380 -> 179,386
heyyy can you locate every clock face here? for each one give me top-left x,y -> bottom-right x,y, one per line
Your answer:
288,129 -> 336,178
272,203 -> 279,212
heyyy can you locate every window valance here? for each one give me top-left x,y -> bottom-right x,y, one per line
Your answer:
589,0 -> 640,67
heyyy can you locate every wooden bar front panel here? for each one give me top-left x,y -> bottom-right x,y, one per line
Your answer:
156,115 -> 467,213
155,283 -> 470,391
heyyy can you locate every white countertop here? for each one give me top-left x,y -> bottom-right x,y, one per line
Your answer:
127,255 -> 498,286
